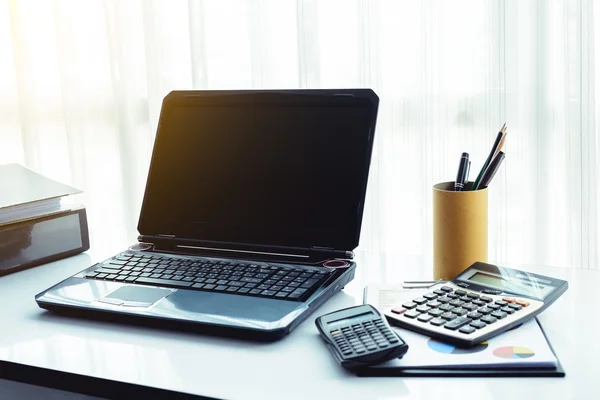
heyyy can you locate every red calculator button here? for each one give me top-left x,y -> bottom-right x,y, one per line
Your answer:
502,297 -> 516,303
391,307 -> 407,315
515,299 -> 530,307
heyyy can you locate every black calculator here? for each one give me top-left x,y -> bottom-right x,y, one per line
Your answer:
315,304 -> 409,370
384,262 -> 568,347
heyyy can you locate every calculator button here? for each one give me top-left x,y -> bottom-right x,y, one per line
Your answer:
429,309 -> 444,317
459,296 -> 471,302
366,345 -> 377,351
423,293 -> 438,300
487,303 -> 501,310
440,286 -> 453,292
480,296 -> 493,303
437,296 -> 451,303
472,299 -> 485,307
500,306 -> 515,314
391,307 -> 407,315
508,303 -> 523,311
462,303 -> 478,311
451,307 -> 468,316
478,307 -> 493,315
444,316 -> 471,330
502,297 -> 516,303
454,289 -> 467,296
427,300 -> 442,308
480,315 -> 497,324
433,289 -> 446,296
441,312 -> 457,321
416,305 -> 431,313
459,326 -> 476,334
413,297 -> 427,305
378,342 -> 389,348
404,310 -> 421,318
491,311 -> 507,319
447,293 -> 459,299
470,320 -> 487,329
355,348 -> 367,354
439,304 -> 454,312
515,299 -> 530,307
449,300 -> 465,307
430,318 -> 445,326
389,337 -> 399,343
467,293 -> 480,299
401,301 -> 417,309
467,311 -> 482,319
495,300 -> 508,306
417,314 -> 433,322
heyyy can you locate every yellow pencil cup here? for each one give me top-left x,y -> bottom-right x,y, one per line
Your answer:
433,182 -> 488,280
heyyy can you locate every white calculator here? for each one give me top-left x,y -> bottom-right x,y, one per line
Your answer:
384,262 -> 568,347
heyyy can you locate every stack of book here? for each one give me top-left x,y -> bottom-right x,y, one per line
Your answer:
0,163 -> 89,276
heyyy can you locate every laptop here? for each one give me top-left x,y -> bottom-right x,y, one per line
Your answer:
35,89 -> 379,341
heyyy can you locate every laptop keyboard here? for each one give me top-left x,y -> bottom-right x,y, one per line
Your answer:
85,252 -> 332,302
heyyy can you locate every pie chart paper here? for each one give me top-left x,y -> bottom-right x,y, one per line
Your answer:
493,346 -> 535,359
370,319 -> 556,370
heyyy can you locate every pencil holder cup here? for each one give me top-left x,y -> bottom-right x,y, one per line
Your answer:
433,182 -> 488,280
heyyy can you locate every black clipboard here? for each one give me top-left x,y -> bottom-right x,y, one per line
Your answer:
354,319 -> 565,377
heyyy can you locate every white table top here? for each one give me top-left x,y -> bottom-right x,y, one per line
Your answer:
0,248 -> 598,400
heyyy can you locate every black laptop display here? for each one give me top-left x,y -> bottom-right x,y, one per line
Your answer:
35,89 -> 379,340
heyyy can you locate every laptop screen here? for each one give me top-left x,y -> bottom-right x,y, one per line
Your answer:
138,90 -> 377,251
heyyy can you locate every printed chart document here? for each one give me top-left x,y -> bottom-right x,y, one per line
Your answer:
363,285 -> 559,372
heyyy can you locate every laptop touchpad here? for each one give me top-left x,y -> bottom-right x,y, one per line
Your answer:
98,285 -> 173,308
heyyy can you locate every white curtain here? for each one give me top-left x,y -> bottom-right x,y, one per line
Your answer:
1,0 -> 598,279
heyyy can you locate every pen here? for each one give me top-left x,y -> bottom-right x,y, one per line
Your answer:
454,152 -> 469,191
463,160 -> 471,189
472,123 -> 506,190
475,151 -> 505,189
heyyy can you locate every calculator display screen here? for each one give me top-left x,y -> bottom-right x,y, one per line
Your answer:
468,271 -> 554,299
328,311 -> 373,325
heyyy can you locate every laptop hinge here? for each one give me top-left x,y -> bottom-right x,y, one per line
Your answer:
137,235 -> 353,263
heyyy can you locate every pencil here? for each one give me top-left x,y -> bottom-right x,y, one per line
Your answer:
494,130 -> 507,157
472,123 -> 506,190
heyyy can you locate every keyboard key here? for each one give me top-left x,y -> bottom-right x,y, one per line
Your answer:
440,286 -> 453,292
467,293 -> 480,299
467,312 -> 482,319
416,305 -> 431,313
430,318 -> 445,326
478,307 -> 493,315
451,307 -> 468,316
491,311 -> 507,319
402,301 -> 417,309
404,310 -> 421,319
427,300 -> 442,308
215,285 -> 228,291
446,293 -> 459,299
428,309 -> 444,317
437,296 -> 451,303
433,289 -> 446,296
472,299 -> 485,307
495,300 -> 508,306
470,320 -> 487,329
459,326 -> 476,334
192,283 -> 205,289
508,303 -> 523,311
439,304 -> 454,312
413,297 -> 427,305
454,289 -> 467,296
441,312 -> 456,321
136,277 -> 193,288
444,316 -> 471,330
417,314 -> 433,322
423,293 -> 438,300
500,306 -> 515,314
96,273 -> 108,279
487,303 -> 501,310
515,299 -> 530,307
462,303 -> 478,311
480,316 -> 497,324
449,300 -> 465,307
480,296 -> 493,303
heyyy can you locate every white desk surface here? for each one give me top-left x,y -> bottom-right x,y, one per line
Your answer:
0,248 -> 598,400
